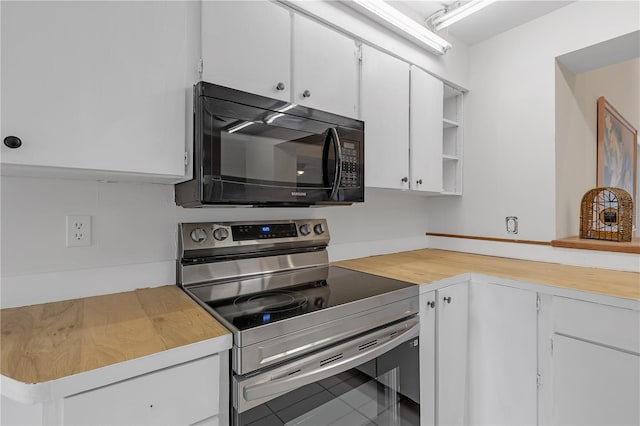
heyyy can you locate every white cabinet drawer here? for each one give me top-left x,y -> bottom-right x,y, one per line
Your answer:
64,355 -> 220,425
553,296 -> 640,353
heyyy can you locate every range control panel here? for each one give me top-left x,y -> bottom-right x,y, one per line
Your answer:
340,141 -> 360,188
180,219 -> 330,253
233,223 -> 298,241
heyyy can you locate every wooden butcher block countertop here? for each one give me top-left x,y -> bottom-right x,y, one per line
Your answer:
334,249 -> 640,301
1,286 -> 229,384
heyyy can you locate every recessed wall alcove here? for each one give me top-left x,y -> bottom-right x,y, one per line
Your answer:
555,30 -> 640,240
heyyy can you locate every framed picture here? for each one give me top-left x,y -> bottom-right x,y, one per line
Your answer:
597,96 -> 638,209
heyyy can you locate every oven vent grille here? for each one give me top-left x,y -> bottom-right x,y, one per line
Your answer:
320,353 -> 344,366
358,340 -> 378,351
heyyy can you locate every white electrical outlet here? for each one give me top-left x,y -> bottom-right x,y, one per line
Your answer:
66,215 -> 92,247
506,216 -> 518,235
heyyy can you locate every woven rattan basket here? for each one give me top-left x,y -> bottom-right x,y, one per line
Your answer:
580,187 -> 633,242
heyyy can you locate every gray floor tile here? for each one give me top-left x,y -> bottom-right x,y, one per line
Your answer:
276,389 -> 335,423
247,413 -> 284,426
339,381 -> 380,409
285,398 -> 353,426
266,382 -> 325,413
329,410 -> 372,426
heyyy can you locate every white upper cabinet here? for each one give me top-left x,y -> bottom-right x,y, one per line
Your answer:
361,45 -> 410,190
201,1 -> 291,101
410,66 -> 443,192
1,1 -> 198,181
292,14 -> 359,118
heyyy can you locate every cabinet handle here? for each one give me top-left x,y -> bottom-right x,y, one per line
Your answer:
443,296 -> 452,304
427,301 -> 435,309
276,82 -> 286,91
3,136 -> 22,149
302,90 -> 311,98
416,179 -> 423,185
401,176 -> 408,183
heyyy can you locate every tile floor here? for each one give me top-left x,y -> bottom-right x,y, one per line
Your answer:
237,369 -> 420,426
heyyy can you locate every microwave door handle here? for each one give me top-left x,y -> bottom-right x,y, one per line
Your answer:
328,128 -> 342,200
241,318 -> 419,403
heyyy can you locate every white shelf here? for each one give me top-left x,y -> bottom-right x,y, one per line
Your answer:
443,118 -> 459,128
442,83 -> 463,196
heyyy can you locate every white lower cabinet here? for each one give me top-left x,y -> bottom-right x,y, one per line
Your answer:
419,290 -> 436,426
421,280 -> 637,426
551,335 -> 639,426
541,296 -> 640,426
437,283 -> 470,426
1,353 -> 227,426
65,355 -> 221,425
420,282 -> 470,426
467,282 -> 537,426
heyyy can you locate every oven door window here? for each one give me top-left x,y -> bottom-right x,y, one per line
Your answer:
234,337 -> 420,426
205,100 -> 336,189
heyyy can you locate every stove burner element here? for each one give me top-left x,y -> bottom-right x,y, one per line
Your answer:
225,290 -> 312,328
234,291 -> 309,314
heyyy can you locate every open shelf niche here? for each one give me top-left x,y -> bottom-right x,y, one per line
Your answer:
442,84 -> 463,195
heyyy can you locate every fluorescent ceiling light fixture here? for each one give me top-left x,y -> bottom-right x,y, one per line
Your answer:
432,0 -> 498,31
347,0 -> 451,55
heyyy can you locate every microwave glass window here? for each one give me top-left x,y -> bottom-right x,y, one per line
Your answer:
218,121 -> 330,188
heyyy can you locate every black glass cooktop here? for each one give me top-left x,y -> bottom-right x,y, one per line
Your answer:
191,266 -> 416,331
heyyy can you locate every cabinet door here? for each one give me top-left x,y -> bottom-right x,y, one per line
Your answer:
437,283 -> 469,426
410,66 -> 443,192
201,1 -> 291,101
361,45 -> 410,190
292,14 -> 359,118
1,1 -> 196,179
552,334 -> 640,426
419,291 -> 436,426
467,283 -> 537,425
64,355 -> 220,425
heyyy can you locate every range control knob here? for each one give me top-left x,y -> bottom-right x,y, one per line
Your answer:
213,228 -> 229,241
190,228 -> 207,243
313,223 -> 326,235
299,224 -> 311,236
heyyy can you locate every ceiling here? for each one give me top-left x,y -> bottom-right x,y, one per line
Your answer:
390,1 -> 575,45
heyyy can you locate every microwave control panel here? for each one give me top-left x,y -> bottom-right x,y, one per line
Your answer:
340,141 -> 360,188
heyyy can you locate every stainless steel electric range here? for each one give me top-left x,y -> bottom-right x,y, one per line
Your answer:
178,219 -> 420,426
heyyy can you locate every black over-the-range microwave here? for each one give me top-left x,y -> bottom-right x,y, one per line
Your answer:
175,82 -> 364,207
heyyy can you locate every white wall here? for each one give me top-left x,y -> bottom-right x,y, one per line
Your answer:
556,58 -> 640,237
0,176 -> 431,308
426,1 -> 640,242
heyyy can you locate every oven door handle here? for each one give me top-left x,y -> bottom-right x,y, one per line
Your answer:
241,317 -> 419,403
